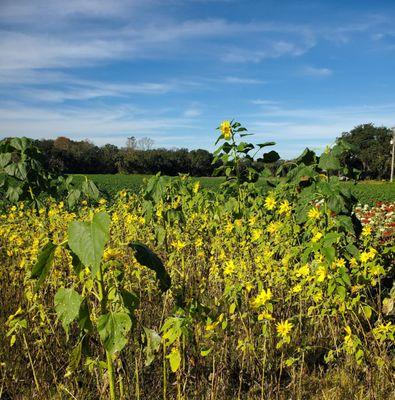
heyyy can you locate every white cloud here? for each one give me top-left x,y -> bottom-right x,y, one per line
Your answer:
247,102 -> 395,157
183,105 -> 202,118
302,66 -> 333,77
0,102 -> 201,147
224,76 -> 265,84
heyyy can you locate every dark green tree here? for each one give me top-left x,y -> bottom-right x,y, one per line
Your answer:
338,123 -> 392,180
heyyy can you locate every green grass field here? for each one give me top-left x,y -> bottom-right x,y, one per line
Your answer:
73,174 -> 395,204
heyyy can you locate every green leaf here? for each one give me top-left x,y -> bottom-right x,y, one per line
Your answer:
4,162 -> 27,180
262,150 -> 280,163
0,153 -> 11,168
82,179 -> 99,200
295,148 -> 316,166
318,152 -> 341,171
64,340 -> 82,378
322,245 -> 336,263
54,288 -> 82,333
97,311 -> 132,354
68,212 -> 110,276
257,142 -> 275,148
143,327 -> 162,366
10,137 -> 28,152
336,285 -> 346,301
120,289 -> 140,314
78,300 -> 93,333
129,242 -> 171,292
5,184 -> 23,202
67,189 -> 81,208
31,242 -> 57,288
167,348 -> 181,372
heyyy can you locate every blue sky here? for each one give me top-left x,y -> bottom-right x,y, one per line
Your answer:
1,0 -> 395,158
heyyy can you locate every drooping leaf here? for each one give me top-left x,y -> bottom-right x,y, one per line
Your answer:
295,148 -> 316,166
257,142 -> 275,148
78,300 -> 93,333
167,348 -> 181,372
68,212 -> 110,276
67,189 -> 81,208
129,242 -> 171,292
97,311 -> 132,354
143,327 -> 162,366
31,242 -> 57,288
262,150 -> 280,163
120,289 -> 140,314
82,179 -> 99,200
54,288 -> 82,333
64,340 -> 82,378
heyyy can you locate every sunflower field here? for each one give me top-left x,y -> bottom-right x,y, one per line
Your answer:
0,123 -> 394,400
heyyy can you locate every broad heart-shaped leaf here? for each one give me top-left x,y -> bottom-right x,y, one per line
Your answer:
4,162 -> 27,180
143,327 -> 162,366
54,288 -> 82,333
97,311 -> 132,354
10,137 -> 28,152
82,179 -> 99,200
129,242 -> 171,292
31,242 -> 57,289
0,153 -> 11,168
318,152 -> 341,171
5,184 -> 23,203
68,212 -> 110,276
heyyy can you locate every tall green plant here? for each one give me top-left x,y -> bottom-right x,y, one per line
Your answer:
0,137 -> 99,209
212,120 -> 280,190
31,212 -> 171,400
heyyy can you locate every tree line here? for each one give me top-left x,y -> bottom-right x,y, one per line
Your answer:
32,123 -> 394,179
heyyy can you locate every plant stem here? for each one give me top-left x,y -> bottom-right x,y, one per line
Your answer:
23,333 -> 40,392
98,264 -> 117,400
106,350 -> 117,400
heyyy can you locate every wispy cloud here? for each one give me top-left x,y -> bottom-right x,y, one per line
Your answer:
0,101 -> 203,147
224,76 -> 265,84
301,66 -> 333,77
247,102 -> 395,157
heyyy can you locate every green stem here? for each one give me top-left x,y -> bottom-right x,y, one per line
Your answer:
106,350 -> 117,400
98,264 -> 117,400
23,333 -> 40,392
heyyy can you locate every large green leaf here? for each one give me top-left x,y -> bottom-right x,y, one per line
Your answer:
295,148 -> 316,166
82,179 -> 99,200
31,242 -> 57,288
97,311 -> 132,354
10,137 -> 28,152
54,288 -> 82,333
0,153 -> 11,168
4,162 -> 27,180
5,184 -> 23,202
318,152 -> 341,171
68,212 -> 110,276
129,242 -> 171,292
